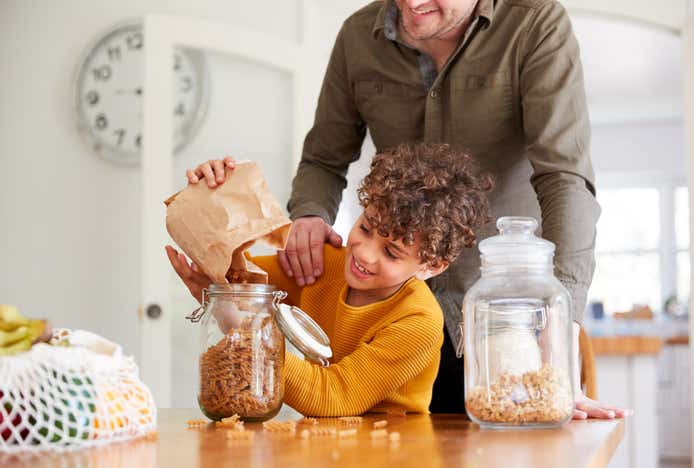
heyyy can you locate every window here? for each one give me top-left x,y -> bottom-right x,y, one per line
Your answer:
675,187 -> 690,303
588,184 -> 689,314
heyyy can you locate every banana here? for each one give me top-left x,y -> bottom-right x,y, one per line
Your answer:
0,305 -> 29,331
0,308 -> 50,356
0,338 -> 31,356
26,319 -> 46,343
0,326 -> 29,347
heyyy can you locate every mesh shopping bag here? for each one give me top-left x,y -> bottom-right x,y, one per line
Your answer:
0,330 -> 156,452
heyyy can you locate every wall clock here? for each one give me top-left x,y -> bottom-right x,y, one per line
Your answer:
74,20 -> 209,165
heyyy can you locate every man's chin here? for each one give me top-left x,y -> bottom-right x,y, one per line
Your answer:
403,22 -> 439,41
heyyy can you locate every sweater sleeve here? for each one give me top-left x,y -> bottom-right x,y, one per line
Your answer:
283,312 -> 442,416
248,254 -> 303,306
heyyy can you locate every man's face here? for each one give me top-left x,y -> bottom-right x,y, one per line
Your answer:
395,0 -> 477,41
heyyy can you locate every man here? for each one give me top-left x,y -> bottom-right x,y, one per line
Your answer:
280,0 -> 626,418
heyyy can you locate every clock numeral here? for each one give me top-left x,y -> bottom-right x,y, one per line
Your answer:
107,46 -> 121,61
135,134 -> 142,148
181,76 -> 192,92
114,129 -> 126,146
86,90 -> 99,106
126,33 -> 143,50
174,54 -> 182,71
92,65 -> 112,81
174,102 -> 185,116
95,113 -> 108,131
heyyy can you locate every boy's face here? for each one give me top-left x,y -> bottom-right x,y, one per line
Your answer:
344,212 -> 441,299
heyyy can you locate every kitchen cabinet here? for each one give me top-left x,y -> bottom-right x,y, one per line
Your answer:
592,335 -> 663,468
657,337 -> 691,464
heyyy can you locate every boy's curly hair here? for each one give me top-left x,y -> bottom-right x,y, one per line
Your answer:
357,143 -> 494,269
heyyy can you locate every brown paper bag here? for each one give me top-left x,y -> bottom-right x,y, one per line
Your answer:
164,161 -> 291,284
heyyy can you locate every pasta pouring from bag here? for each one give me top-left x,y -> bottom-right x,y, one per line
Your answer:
164,161 -> 292,284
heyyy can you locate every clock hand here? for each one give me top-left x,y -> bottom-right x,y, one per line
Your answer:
112,88 -> 143,96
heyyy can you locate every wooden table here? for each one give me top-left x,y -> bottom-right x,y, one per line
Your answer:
1,408 -> 624,468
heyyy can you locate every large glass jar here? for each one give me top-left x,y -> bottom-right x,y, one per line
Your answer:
461,217 -> 574,429
186,283 -> 331,422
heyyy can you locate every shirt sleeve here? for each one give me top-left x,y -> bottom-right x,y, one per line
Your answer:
287,22 -> 367,224
519,2 -> 601,323
283,313 -> 442,417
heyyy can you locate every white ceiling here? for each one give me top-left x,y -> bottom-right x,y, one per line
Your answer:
570,12 -> 683,125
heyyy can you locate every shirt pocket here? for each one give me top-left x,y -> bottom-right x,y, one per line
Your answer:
452,72 -> 516,144
355,80 -> 414,132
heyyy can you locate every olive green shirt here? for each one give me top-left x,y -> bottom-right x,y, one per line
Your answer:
288,0 -> 600,339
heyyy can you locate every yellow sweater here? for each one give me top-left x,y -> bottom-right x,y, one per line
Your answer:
251,245 -> 443,416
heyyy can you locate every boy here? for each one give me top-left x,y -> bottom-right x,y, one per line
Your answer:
166,143 -> 493,416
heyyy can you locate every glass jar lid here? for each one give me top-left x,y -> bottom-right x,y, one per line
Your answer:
274,303 -> 332,366
479,217 -> 555,266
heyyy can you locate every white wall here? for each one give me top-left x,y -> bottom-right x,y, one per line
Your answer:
0,0 -> 300,375
592,121 -> 686,183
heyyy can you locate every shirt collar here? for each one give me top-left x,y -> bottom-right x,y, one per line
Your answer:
371,0 -> 396,39
372,0 -> 495,39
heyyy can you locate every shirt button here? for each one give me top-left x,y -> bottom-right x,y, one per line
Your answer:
430,89 -> 438,98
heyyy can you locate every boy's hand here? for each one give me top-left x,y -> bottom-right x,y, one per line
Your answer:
186,156 -> 236,188
277,217 -> 343,286
573,389 -> 633,419
165,245 -> 212,304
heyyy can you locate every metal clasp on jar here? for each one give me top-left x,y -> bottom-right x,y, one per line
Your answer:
186,288 -> 209,323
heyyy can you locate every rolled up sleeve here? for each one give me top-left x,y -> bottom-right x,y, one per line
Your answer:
520,2 -> 601,323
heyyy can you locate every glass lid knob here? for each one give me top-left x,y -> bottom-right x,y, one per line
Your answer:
496,216 -> 538,236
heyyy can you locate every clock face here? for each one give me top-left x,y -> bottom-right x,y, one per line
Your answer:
75,22 -> 208,165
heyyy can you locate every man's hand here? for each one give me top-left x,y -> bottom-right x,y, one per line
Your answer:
278,216 -> 343,286
573,389 -> 633,419
165,245 -> 212,304
570,323 -> 633,419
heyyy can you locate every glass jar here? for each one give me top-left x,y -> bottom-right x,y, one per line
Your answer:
461,217 -> 574,429
186,283 -> 331,422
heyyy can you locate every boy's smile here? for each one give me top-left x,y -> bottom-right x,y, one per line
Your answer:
350,255 -> 373,279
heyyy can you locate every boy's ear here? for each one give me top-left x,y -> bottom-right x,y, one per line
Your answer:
415,261 -> 450,281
